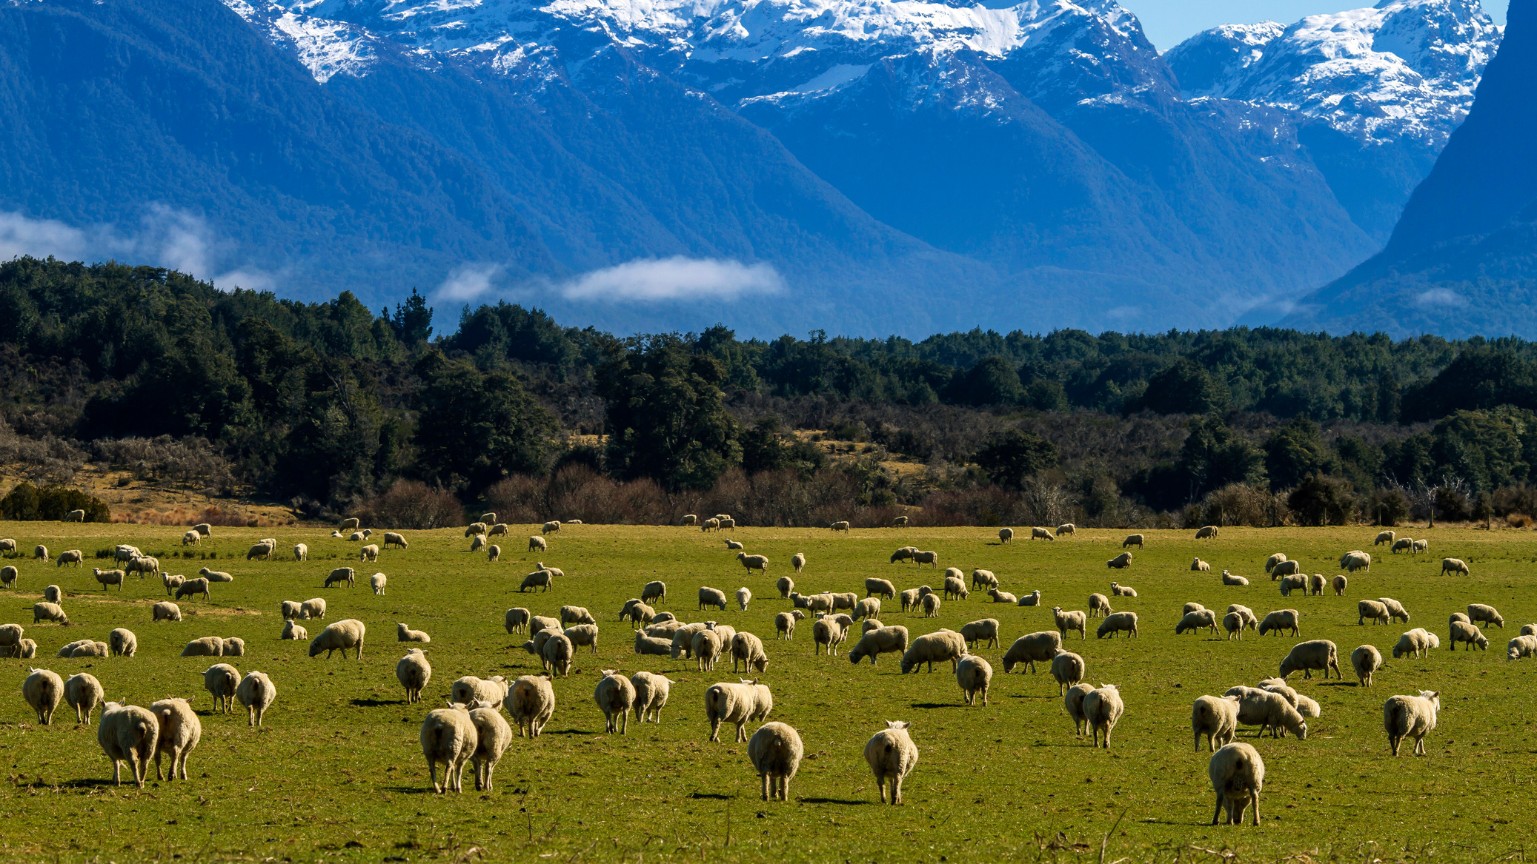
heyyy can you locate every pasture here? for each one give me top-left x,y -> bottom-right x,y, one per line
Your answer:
0,520 -> 1533,862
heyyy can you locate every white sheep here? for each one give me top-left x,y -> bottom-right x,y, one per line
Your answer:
1051,606 -> 1087,640
309,619 -> 366,660
959,618 -> 1000,649
1106,552 -> 1132,569
1258,609 -> 1300,637
421,704 -> 478,793
921,594 -> 942,618
812,616 -> 847,657
705,679 -> 773,743
1277,574 -> 1307,596
1393,628 -> 1433,659
1221,570 -> 1248,586
543,633 -> 574,677
698,586 -> 729,611
956,655 -> 992,706
1449,620 -> 1489,651
397,623 -> 431,644
1278,639 -> 1341,680
1412,539 -> 1429,554
748,721 -> 804,801
57,639 -> 108,658
396,649 -> 432,703
1192,694 -> 1240,752
1176,609 -> 1218,636
631,671 -> 673,723
1083,684 -> 1124,748
161,574 -> 183,597
1468,603 -> 1504,629
1195,525 -> 1219,540
847,625 -> 909,665
1032,527 -> 1055,541
519,568 -> 554,592
1088,593 -> 1112,618
1358,600 -> 1390,626
725,539 -> 744,550
865,720 -> 918,804
594,670 -> 636,734
54,549 -> 83,568
1332,574 -> 1347,596
152,601 -> 182,622
789,554 -> 806,575
1384,690 -> 1440,756
900,630 -> 967,674
97,701 -> 159,787
693,627 -> 724,670
1095,611 -> 1139,639
1378,597 -> 1411,623
92,568 -> 124,591
986,589 -> 1015,604
526,535 -> 549,554
1209,742 -> 1265,826
300,597 -> 327,620
1225,686 -> 1307,739
1509,635 -> 1537,660
1192,558 -> 1211,572
370,572 -> 387,595
1340,550 -> 1372,572
467,704 -> 512,792
293,543 -> 308,561
774,610 -> 804,641
203,663 -> 240,713
508,675 -> 556,737
911,550 -> 939,567
737,553 -> 769,573
731,631 -> 770,673
999,527 -> 1015,543
451,676 -> 510,710
150,697 -> 201,781
323,567 -> 355,589
181,637 -> 226,658
1002,631 -> 1063,673
1271,559 -> 1301,578
1064,682 -> 1095,735
1352,644 -> 1383,686
1440,557 -> 1470,576
22,668 -> 63,724
32,602 -> 68,625
1051,651 -> 1085,695
1122,534 -> 1144,549
736,586 -> 752,612
65,672 -> 104,725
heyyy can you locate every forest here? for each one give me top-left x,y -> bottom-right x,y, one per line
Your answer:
3,256 -> 1537,528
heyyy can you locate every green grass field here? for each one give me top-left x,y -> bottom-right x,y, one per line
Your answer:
0,520 -> 1534,862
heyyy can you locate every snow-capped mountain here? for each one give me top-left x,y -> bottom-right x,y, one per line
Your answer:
1167,0 -> 1501,147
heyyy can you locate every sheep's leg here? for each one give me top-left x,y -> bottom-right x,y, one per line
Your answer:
892,774 -> 903,805
1211,793 -> 1224,826
1249,791 -> 1260,826
760,773 -> 771,801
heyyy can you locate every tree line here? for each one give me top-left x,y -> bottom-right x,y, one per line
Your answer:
3,255 -> 1537,527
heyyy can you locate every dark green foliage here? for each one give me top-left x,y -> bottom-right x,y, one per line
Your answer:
1141,358 -> 1225,415
0,483 -> 109,522
1287,474 -> 1357,526
974,429 -> 1058,491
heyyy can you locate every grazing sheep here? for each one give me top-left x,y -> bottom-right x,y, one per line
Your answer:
33,545 -> 48,562
161,574 -> 183,597
1121,534 -> 1144,549
641,580 -> 667,604
370,572 -> 387,595
1271,560 -> 1301,578
735,586 -> 753,612
1053,607 -> 1087,640
520,568 -> 554,593
1083,684 -> 1124,748
1057,523 -> 1075,536
865,577 -> 896,599
1192,558 -> 1211,572
1340,551 -> 1372,573
812,616 -> 847,657
559,605 -> 596,627
593,670 -> 636,734
236,671 -> 277,727
202,663 -> 240,713
848,625 -> 909,665
1412,539 -> 1429,554
912,550 -> 939,568
1307,573 -> 1325,596
1034,526 -> 1059,541
381,532 -> 408,550
889,546 -> 918,564
1384,691 -> 1440,756
1377,597 -> 1410,624
959,618 -> 1000,649
1440,557 -> 1470,577
293,543 -> 308,562
246,542 -> 275,561
542,633 -> 575,677
22,668 -> 64,724
451,676 -> 510,711
0,538 -> 12,553
309,619 -> 366,660
396,623 -> 431,644
774,610 -> 805,641
694,586 -> 729,611
692,628 -> 724,670
970,569 -> 998,590
1221,612 -> 1242,640
421,704 -> 478,794
1522,624 -> 1537,637
1278,639 -> 1341,680
1352,644 -> 1383,686
92,568 -> 124,591
897,589 -> 920,613
1358,600 -> 1390,626
827,520 -> 851,532
1064,682 -> 1095,735
542,520 -> 561,534
1258,609 -> 1300,637
507,675 -> 556,738
1449,620 -> 1489,651
1209,742 -> 1265,826
1107,552 -> 1132,569
152,601 -> 182,622
956,655 -> 993,706
748,722 -> 803,801
986,589 -> 1016,604
790,554 -> 806,575
865,721 -> 918,804
281,600 -> 303,620
108,628 -> 136,657
126,556 -> 160,579
65,672 -> 104,725
736,553 -> 770,574
1332,575 -> 1347,596
1176,609 -> 1218,635
0,566 -> 16,589
1468,603 -> 1504,629
1002,631 -> 1063,673
1088,593 -> 1112,618
485,544 -> 501,563
620,600 -> 655,628
324,568 -> 355,589
852,597 -> 881,621
1110,581 -> 1137,598
300,598 -> 327,620
900,630 -> 967,674
281,620 -> 308,641
998,527 -> 1014,543
917,593 -> 941,619
1192,695 -> 1240,752
468,534 -> 487,553
0,623 -> 25,655
1051,651 -> 1085,695
1262,553 -> 1286,576
465,704 -> 512,792
1277,574 -> 1308,596
1225,686 -> 1307,739
1373,530 -> 1396,546
701,518 -> 721,533
1393,628 -> 1433,659
1196,525 -> 1220,540
32,602 -> 68,625
1507,635 -> 1537,660
98,702 -> 160,788
705,679 -> 774,743
630,671 -> 673,724
1390,537 -> 1415,554
942,575 -> 968,601
731,631 -> 770,673
1095,611 -> 1139,639
54,549 -> 83,568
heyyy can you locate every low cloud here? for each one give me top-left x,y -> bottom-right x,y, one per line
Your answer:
557,257 -> 784,303
0,206 -> 276,291
435,263 -> 502,302
1412,287 -> 1467,309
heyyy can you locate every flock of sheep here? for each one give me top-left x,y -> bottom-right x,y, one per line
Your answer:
0,516 -> 1508,824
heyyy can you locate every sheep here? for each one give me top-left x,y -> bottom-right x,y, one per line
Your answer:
912,550 -> 939,568
108,628 -> 136,657
727,631 -> 770,673
1271,559 -> 1302,579
1208,742 -> 1265,826
421,704 -> 478,794
508,675 -> 556,738
542,520 -> 561,534
1064,682 -> 1095,735
1372,529 -> 1396,547
1225,686 -> 1307,739
1057,523 -> 1076,536
126,556 -> 161,580
1192,558 -> 1211,572
280,600 -> 303,621
1176,609 -> 1218,635
1002,631 -> 1063,673
368,572 -> 387,595
630,670 -> 673,724
956,655 -> 993,706
319,567 -> 356,589
1195,525 -> 1220,540
32,602 -> 68,625
1412,539 -> 1429,554
182,636 -> 225,658
725,539 -> 745,551
90,567 -> 124,592
198,567 -> 233,584
1340,550 -> 1372,572
1440,557 -> 1470,577
247,542 -> 275,561
281,620 -> 308,640
162,574 -> 184,597
1375,597 -> 1410,624
748,722 -> 803,802
1051,651 -> 1085,695
986,589 -> 1016,604
300,597 -> 327,620
152,601 -> 182,622
98,701 -> 160,788
64,672 -> 104,725
1468,603 -> 1504,629
705,679 -> 773,743
451,676 -> 510,710
1095,611 -> 1139,639
22,668 -> 64,724
1110,581 -> 1137,598
682,514 -> 698,526
1352,644 -> 1383,686
1277,574 -> 1307,596
543,633 -> 575,677
889,547 -> 917,564
54,549 -> 83,568
812,616 -> 848,657
1384,691 -> 1440,756
0,538 -> 12,553
701,517 -> 721,532
1524,624 -> 1537,637
0,565 -> 16,589
462,522 -> 486,538
465,534 -> 487,553
0,623 -> 24,654
960,618 -> 1001,649
378,531 -> 407,551
1390,537 -> 1414,554
1052,607 -> 1087,640
692,628 -> 724,670
293,543 -> 308,562
1192,694 -> 1240,752
1358,600 -> 1390,626
970,569 -> 998,590
864,720 -> 919,804
309,619 -> 366,660
1107,552 -> 1132,569
770,609 -> 804,641
33,545 -> 49,562
848,625 -> 909,665
464,704 -> 512,792
1325,574 -> 1346,597
851,597 -> 882,622
631,582 -> 665,609
1261,553 -> 1285,576
1217,570 -> 1248,587
1393,628 -> 1433,659
863,577 -> 896,599
529,615 -> 560,637
58,639 -> 109,658
999,527 -> 1015,543
898,589 -> 920,613
593,670 -> 636,734
1450,620 -> 1489,651
1507,635 -> 1537,660
146,698 -> 202,784
1278,639 -> 1341,680
519,568 -> 554,592
198,663 -> 239,713
1304,573 -> 1325,596
1258,609 -> 1300,637
620,600 -> 655,628
397,623 -> 431,644
942,575 -> 968,601
357,543 -> 380,563
1083,684 -> 1124,748
1016,590 -> 1043,608
900,630 -> 967,674
1222,611 -> 1247,640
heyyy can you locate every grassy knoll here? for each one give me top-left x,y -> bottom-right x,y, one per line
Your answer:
0,521 -> 1532,862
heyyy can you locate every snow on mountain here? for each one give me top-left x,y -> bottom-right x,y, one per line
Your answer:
1167,0 -> 1501,146
224,1 -> 381,83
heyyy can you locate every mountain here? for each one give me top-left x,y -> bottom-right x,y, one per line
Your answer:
0,0 -> 1506,336
1274,0 -> 1537,338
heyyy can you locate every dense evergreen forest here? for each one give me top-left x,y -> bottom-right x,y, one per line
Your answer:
4,256 -> 1537,528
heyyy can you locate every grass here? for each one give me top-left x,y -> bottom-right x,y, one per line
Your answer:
0,521 -> 1534,862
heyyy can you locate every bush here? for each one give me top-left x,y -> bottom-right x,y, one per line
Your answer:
1187,483 -> 1285,528
0,483 -> 110,522
482,475 -> 548,525
1287,474 -> 1356,526
360,480 -> 465,529
92,436 -> 236,492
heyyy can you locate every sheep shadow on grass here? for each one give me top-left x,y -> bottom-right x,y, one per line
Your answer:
799,797 -> 868,806
350,697 -> 399,707
911,702 -> 966,709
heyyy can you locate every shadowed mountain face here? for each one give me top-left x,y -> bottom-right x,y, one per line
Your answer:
0,0 -> 1506,336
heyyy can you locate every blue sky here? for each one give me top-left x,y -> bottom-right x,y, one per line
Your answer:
1125,0 -> 1509,49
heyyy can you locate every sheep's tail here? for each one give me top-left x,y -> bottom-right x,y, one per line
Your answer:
1387,699 -> 1407,734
